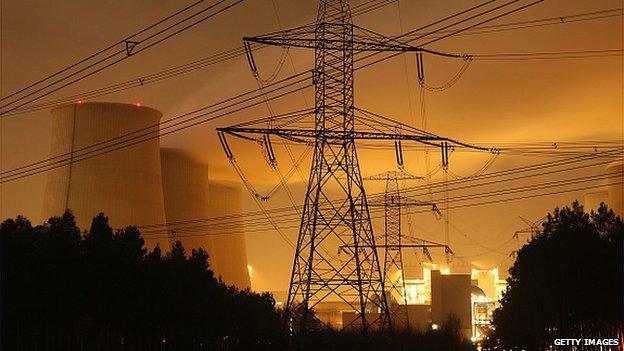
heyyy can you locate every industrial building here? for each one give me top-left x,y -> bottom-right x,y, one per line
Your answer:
430,270 -> 472,338
41,102 -> 250,289
160,148 -> 250,288
276,265 -> 506,341
41,102 -> 167,249
201,180 -> 250,289
161,148 -> 216,254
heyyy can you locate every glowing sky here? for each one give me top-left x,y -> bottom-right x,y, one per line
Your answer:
1,0 -> 622,292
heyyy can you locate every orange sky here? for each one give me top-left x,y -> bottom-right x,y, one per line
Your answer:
1,0 -> 622,292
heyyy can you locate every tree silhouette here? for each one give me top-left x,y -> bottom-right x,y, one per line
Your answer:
491,202 -> 623,350
1,211 -> 283,350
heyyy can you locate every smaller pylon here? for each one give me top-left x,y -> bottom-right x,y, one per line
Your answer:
364,169 -> 442,329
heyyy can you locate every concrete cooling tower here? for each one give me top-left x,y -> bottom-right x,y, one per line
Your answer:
606,161 -> 623,217
41,102 -> 167,249
160,148 -> 250,289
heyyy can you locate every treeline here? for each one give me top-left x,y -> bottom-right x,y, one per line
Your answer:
490,202 -> 623,350
1,211 -> 478,351
1,211 -> 282,350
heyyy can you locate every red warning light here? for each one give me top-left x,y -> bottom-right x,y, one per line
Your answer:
77,100 -> 85,105
134,102 -> 142,107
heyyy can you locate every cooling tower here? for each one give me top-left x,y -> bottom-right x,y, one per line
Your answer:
160,148 -> 250,289
606,161 -> 623,217
41,102 -> 167,249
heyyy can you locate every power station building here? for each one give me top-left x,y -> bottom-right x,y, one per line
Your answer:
294,266 -> 504,342
41,102 -> 250,289
430,270 -> 472,338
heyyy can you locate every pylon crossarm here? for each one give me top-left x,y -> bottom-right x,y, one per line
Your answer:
368,196 -> 436,208
354,108 -> 495,152
249,37 -> 422,52
218,127 -> 459,145
218,109 -> 492,152
402,234 -> 448,248
244,24 -> 465,58
243,23 -> 318,46
340,244 -> 447,250
224,130 -> 259,143
364,170 -> 423,181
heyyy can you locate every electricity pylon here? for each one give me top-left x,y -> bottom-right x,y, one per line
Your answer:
217,0 -> 486,333
364,170 -> 444,329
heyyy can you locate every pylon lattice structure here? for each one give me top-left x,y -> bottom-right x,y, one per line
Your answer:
364,170 -> 447,329
217,0 -> 487,333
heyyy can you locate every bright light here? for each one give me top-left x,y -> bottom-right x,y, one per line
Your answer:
77,100 -> 84,104
431,324 -> 439,330
134,102 -> 142,107
471,336 -> 478,343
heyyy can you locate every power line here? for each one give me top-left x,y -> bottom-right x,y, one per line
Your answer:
133,151 -> 621,234
403,7 -> 623,40
0,0 -> 245,115
1,0 -> 519,181
473,49 -> 623,60
138,179 -> 622,239
1,77 -> 311,183
1,0 -> 397,117
0,0 -> 564,185
355,0 -> 540,70
0,46 -> 253,117
4,3 -> 618,118
0,0 -> 206,102
62,149 -> 622,235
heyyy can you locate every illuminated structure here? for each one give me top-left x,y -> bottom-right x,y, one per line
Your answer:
41,108 -> 251,287
160,148 -> 250,288
430,270 -> 472,338
303,265 -> 506,335
41,102 -> 167,249
469,269 -> 506,341
471,268 -> 507,302
471,286 -> 495,342
206,180 -> 251,289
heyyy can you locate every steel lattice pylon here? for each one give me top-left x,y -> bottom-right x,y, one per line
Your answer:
365,170 -> 445,329
216,0 -> 489,334
284,0 -> 388,333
